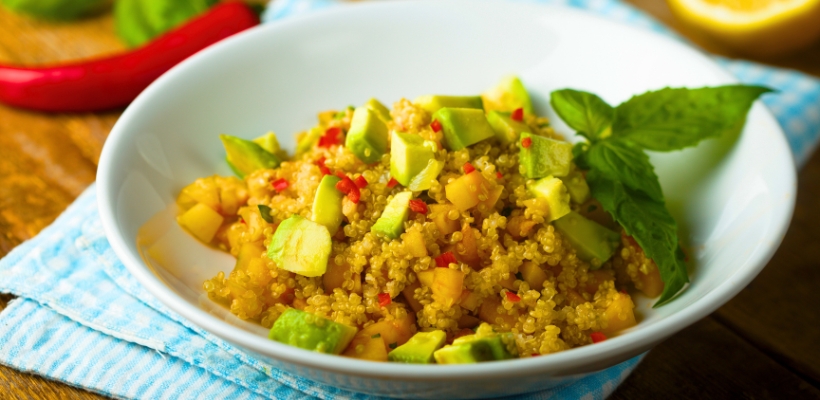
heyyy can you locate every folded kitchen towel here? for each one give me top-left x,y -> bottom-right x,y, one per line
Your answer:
1,0 -> 818,399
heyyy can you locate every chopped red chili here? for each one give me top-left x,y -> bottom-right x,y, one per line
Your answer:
521,137 -> 532,148
354,175 -> 368,188
511,107 -> 524,121
319,166 -> 331,175
463,162 -> 476,174
272,178 -> 289,192
435,252 -> 457,268
378,293 -> 392,307
430,119 -> 442,133
335,177 -> 356,194
335,170 -> 347,179
505,291 -> 521,303
386,177 -> 399,188
408,199 -> 428,214
496,172 -> 503,179
590,332 -> 607,343
317,126 -> 342,148
315,157 -> 326,167
348,185 -> 361,204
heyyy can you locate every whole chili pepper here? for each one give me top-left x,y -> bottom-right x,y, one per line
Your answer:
0,2 -> 259,113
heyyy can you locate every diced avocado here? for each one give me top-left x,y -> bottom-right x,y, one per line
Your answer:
518,132 -> 573,179
312,175 -> 344,235
390,131 -> 437,186
560,169 -> 590,204
220,134 -> 281,178
527,176 -> 571,222
433,326 -> 517,364
432,107 -> 495,151
482,75 -> 534,115
345,106 -> 389,163
267,214 -> 331,277
296,126 -> 324,156
365,98 -> 392,122
486,110 -> 530,145
371,191 -> 413,239
253,132 -> 289,161
388,330 -> 446,364
269,308 -> 357,354
407,159 -> 445,191
413,95 -> 483,114
553,211 -> 620,268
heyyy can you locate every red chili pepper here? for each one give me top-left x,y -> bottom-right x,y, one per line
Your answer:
590,332 -> 607,343
319,166 -> 331,176
430,119 -> 442,133
435,252 -> 457,268
521,137 -> 532,148
272,178 -> 289,192
378,293 -> 392,307
316,157 -> 327,167
335,177 -> 355,194
505,291 -> 521,303
408,199 -> 428,214
463,162 -> 476,174
386,177 -> 398,188
0,2 -> 259,112
496,172 -> 503,179
317,127 -> 343,148
335,170 -> 347,179
511,107 -> 524,121
348,185 -> 361,204
354,175 -> 368,188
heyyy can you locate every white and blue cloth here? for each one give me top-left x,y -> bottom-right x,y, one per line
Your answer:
1,0 -> 818,399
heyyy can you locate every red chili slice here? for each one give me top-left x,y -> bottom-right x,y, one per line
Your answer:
348,185 -> 361,204
378,293 -> 392,307
408,199 -> 428,214
272,178 -> 289,192
505,291 -> 521,303
335,177 -> 355,194
521,137 -> 532,148
511,107 -> 524,121
463,162 -> 476,174
317,126 -> 342,148
354,175 -> 368,188
386,177 -> 398,188
590,332 -> 607,343
430,119 -> 442,133
496,172 -> 503,179
435,251 -> 457,268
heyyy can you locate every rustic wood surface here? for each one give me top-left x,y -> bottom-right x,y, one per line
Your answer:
0,1 -> 818,399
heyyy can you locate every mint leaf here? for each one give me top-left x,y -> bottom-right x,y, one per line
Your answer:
612,85 -> 772,151
586,170 -> 688,306
550,89 -> 614,142
586,139 -> 663,202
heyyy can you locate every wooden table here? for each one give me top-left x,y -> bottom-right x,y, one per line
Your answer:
1,2 -> 819,398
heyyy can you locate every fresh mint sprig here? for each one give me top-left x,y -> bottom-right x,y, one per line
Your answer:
551,85 -> 772,306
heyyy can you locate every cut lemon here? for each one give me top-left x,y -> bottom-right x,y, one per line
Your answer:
667,0 -> 820,57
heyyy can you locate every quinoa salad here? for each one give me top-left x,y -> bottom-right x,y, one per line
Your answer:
174,77 -> 666,363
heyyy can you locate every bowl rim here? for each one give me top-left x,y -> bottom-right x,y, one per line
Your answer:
97,0 -> 797,380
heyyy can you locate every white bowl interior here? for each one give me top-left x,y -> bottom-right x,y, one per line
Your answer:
98,0 -> 795,383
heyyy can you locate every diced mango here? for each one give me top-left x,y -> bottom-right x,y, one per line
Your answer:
565,289 -> 586,307
343,335 -> 389,362
430,204 -> 460,235
456,225 -> 480,267
520,261 -> 547,291
638,264 -> 664,298
498,274 -> 517,291
234,242 -> 266,271
402,280 -> 423,312
432,268 -> 465,307
476,185 -> 503,216
179,179 -> 220,211
445,171 -> 493,211
583,269 -> 615,295
323,259 -> 350,293
479,296 -> 519,327
457,314 -> 481,329
602,293 -> 637,335
404,229 -> 428,258
506,215 -> 537,239
417,270 -> 434,287
177,203 -> 224,243
458,289 -> 481,312
359,314 -> 416,351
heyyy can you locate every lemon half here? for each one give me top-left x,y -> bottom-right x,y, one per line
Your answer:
667,0 -> 820,57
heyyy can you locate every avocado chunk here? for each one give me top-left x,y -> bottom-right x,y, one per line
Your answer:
388,330 -> 447,364
518,132 -> 573,179
413,95 -> 483,114
269,308 -> 357,354
296,126 -> 324,157
553,211 -> 620,268
267,214 -> 332,277
407,159 -> 445,191
486,110 -> 531,145
434,325 -> 517,364
390,131 -> 437,186
371,191 -> 413,239
432,107 -> 495,151
365,98 -> 392,122
527,176 -> 571,222
312,175 -> 345,235
559,169 -> 590,204
220,134 -> 281,178
345,106 -> 389,163
482,75 -> 534,115
253,132 -> 289,161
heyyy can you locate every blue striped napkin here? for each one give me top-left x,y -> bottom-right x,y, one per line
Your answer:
1,0 -> 818,399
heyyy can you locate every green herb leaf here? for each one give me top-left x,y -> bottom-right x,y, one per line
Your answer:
1,0 -> 108,20
550,89 -> 614,142
612,85 -> 773,151
388,342 -> 398,349
585,139 -> 663,203
114,0 -> 218,47
586,170 -> 688,305
258,205 -> 273,223
371,333 -> 381,339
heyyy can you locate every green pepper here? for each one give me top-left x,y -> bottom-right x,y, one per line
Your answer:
0,0 -> 109,20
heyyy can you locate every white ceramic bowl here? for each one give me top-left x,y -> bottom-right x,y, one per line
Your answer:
97,1 -> 796,398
